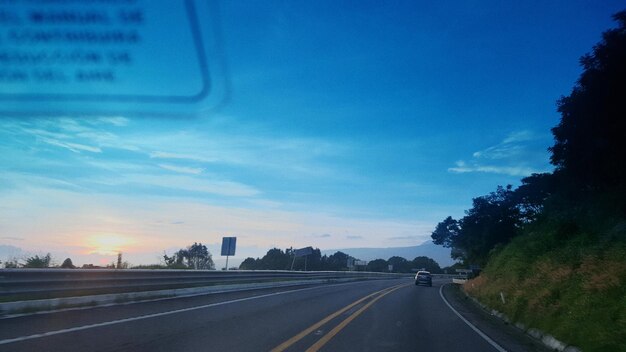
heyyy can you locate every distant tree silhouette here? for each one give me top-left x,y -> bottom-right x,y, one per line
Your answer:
238,248 -> 355,271
411,256 -> 442,273
387,256 -> 411,273
24,253 -> 52,268
323,251 -> 351,271
3,258 -> 19,268
163,243 -> 214,270
239,257 -> 259,270
431,186 -> 523,265
259,248 -> 291,270
366,259 -> 389,272
61,258 -> 75,269
431,216 -> 460,249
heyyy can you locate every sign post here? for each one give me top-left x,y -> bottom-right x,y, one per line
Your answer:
291,247 -> 313,271
221,237 -> 236,270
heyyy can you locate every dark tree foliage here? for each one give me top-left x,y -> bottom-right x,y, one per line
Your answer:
163,249 -> 187,268
323,251 -> 351,271
411,256 -> 442,274
366,258 -> 389,272
431,216 -> 460,248
61,258 -> 75,269
513,173 -> 556,223
239,257 -> 258,270
431,11 -> 626,265
259,248 -> 291,270
163,242 -> 214,270
387,256 -> 411,273
550,11 -> 626,191
24,253 -> 52,268
432,186 -> 523,264
287,247 -> 323,271
237,248 -> 354,271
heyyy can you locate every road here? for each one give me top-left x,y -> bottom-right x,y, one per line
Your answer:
0,278 -> 546,351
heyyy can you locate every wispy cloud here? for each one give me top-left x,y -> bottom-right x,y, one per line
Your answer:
1,236 -> 24,241
503,130 -> 534,144
94,174 -> 261,198
158,164 -> 204,175
0,172 -> 85,191
150,151 -> 219,163
40,137 -> 102,153
448,160 -> 543,177
449,130 -> 551,177
346,235 -> 363,240
97,116 -> 129,127
311,233 -> 332,238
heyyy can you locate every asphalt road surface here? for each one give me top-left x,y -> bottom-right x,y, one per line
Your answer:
0,278 -> 548,351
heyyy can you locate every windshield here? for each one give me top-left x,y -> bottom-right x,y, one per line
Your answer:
1,1 -> 624,352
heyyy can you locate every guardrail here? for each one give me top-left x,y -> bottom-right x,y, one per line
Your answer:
0,269 -> 409,301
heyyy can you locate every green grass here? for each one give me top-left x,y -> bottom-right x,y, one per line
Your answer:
465,226 -> 626,352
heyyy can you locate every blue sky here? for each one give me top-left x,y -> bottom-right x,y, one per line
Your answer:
1,0 -> 624,267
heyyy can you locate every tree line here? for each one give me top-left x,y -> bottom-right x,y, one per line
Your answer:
238,247 -> 444,273
431,11 -> 626,266
3,243 -> 445,274
2,242 -> 214,270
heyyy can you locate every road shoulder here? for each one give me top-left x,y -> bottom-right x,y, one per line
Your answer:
441,283 -> 551,352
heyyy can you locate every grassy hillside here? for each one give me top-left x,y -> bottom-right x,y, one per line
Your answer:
464,211 -> 626,352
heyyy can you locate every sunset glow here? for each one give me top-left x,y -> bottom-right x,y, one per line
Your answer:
84,234 -> 134,256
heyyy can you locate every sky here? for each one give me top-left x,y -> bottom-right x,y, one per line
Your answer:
1,0 -> 624,268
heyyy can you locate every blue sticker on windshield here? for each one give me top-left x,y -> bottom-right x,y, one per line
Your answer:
0,0 -> 227,117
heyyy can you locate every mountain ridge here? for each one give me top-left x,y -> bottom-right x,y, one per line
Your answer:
321,242 -> 454,267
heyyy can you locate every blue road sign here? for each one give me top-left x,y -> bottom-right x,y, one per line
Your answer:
221,237 -> 236,256
294,247 -> 313,257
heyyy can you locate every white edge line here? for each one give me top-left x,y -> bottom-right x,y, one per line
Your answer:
0,279 -> 403,345
439,283 -> 508,352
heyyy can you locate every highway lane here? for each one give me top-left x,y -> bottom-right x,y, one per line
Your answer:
0,278 -> 528,351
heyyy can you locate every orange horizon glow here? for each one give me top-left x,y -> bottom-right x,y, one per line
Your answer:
83,233 -> 135,256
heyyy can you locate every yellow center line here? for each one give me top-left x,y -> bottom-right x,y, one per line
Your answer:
305,283 -> 410,352
270,283 -> 405,352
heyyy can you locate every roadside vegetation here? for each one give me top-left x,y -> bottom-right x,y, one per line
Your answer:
431,11 -> 626,351
239,247 -> 442,273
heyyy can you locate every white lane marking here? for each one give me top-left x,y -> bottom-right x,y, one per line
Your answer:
0,279 -> 405,345
439,283 -> 507,352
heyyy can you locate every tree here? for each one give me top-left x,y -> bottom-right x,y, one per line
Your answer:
163,249 -> 187,268
431,216 -> 460,248
116,253 -> 123,269
387,256 -> 411,273
323,251 -> 351,271
288,247 -> 323,271
366,259 -> 389,272
163,243 -> 215,270
239,257 -> 259,270
549,11 -> 626,191
24,253 -> 52,268
185,243 -> 214,270
61,258 -> 75,269
259,248 -> 290,270
411,256 -> 442,274
512,173 -> 556,223
431,185 -> 523,265
3,258 -> 19,268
